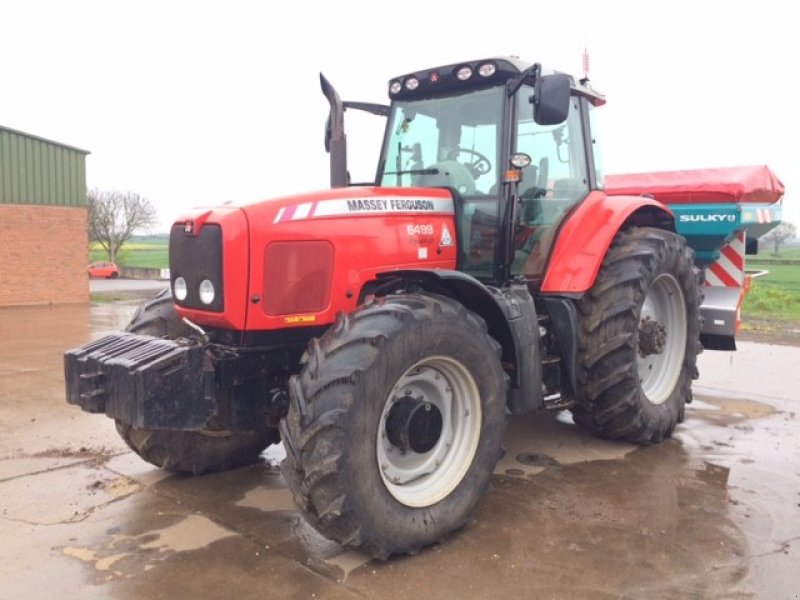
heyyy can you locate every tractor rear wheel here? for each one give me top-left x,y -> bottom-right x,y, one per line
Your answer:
116,289 -> 279,475
280,293 -> 507,559
571,227 -> 701,443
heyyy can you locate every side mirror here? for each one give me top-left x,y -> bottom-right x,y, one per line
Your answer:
533,73 -> 571,125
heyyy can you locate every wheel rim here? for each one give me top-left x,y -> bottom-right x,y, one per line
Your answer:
637,273 -> 687,405
377,356 -> 481,508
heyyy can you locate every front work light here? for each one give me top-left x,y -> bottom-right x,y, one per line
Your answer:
456,66 -> 473,81
478,63 -> 497,77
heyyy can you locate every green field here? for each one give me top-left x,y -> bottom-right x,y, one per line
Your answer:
754,245 -> 800,260
731,242 -> 800,323
90,241 -> 168,269
742,255 -> 800,321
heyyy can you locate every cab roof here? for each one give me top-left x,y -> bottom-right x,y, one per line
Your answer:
388,56 -> 605,106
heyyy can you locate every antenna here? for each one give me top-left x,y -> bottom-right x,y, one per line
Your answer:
582,48 -> 590,81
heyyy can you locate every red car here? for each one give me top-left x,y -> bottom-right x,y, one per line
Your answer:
88,261 -> 120,279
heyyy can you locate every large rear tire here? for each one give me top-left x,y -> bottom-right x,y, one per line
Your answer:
280,293 -> 507,559
117,289 -> 279,475
571,227 -> 701,443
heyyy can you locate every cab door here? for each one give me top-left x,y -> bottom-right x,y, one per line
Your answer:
511,86 -> 590,280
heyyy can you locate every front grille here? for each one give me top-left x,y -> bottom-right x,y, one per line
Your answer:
169,223 -> 224,312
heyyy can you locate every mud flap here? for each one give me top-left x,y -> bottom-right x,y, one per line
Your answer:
699,286 -> 740,351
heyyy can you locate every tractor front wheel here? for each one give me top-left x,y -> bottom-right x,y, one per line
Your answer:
117,289 -> 279,475
280,293 -> 507,558
572,227 -> 702,443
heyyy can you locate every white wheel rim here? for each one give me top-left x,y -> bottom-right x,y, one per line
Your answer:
376,356 -> 481,507
637,273 -> 688,405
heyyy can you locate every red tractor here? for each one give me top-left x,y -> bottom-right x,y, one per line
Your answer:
66,57 -> 781,559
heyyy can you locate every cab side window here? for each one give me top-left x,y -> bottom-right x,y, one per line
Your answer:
512,87 -> 589,278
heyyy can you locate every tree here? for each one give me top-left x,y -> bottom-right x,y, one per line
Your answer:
88,189 -> 157,263
760,222 -> 796,256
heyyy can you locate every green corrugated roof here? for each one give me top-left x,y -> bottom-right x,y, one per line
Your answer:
0,125 -> 90,207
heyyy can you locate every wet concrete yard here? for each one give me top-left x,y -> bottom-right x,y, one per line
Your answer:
1,300 -> 799,599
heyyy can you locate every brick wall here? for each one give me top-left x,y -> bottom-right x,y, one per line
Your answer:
0,205 -> 89,306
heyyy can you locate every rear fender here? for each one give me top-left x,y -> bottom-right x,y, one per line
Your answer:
541,191 -> 675,294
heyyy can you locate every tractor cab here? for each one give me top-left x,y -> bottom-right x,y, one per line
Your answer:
327,57 -> 606,284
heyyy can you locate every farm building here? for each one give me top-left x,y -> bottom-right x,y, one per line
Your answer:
0,126 -> 89,306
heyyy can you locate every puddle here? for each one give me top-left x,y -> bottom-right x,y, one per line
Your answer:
687,395 -> 777,432
692,395 -> 775,421
63,546 -> 130,573
691,461 -> 731,488
494,411 -> 636,479
235,486 -> 295,512
61,513 -> 237,579
340,438 -> 756,599
137,514 -> 235,553
325,549 -> 371,582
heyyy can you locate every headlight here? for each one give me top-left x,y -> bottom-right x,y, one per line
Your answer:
174,277 -> 187,301
199,279 -> 215,305
404,76 -> 419,91
389,81 -> 402,95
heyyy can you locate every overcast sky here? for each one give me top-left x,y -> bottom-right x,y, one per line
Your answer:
2,0 -> 797,230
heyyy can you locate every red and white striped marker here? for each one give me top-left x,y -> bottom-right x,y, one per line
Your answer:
705,231 -> 746,288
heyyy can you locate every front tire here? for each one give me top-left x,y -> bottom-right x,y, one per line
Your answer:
281,293 -> 507,558
116,423 -> 279,475
118,289 -> 279,475
571,227 -> 701,443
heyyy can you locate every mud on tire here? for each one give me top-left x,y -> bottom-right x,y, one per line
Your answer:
118,289 -> 279,475
280,293 -> 507,559
571,227 -> 702,443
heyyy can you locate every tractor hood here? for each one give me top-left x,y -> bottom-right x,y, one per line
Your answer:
170,186 -> 458,337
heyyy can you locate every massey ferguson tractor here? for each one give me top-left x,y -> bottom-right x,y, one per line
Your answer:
65,57 -> 784,559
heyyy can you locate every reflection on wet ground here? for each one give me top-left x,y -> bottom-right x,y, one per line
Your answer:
1,302 -> 799,599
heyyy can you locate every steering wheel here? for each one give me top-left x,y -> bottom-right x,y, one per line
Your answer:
457,147 -> 492,179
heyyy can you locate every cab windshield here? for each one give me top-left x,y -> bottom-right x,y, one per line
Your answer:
378,86 -> 504,277
378,86 -> 503,194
